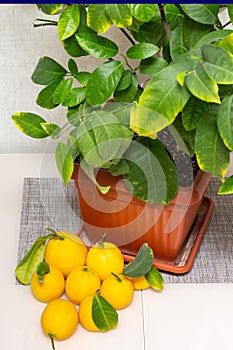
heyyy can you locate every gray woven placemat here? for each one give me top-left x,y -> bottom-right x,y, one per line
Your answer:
16,177 -> 233,283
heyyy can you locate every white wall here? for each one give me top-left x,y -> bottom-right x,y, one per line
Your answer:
0,4 -> 131,153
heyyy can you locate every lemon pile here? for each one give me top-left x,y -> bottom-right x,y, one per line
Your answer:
16,229 -> 164,349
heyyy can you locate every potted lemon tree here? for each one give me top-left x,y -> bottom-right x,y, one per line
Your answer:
12,4 -> 233,271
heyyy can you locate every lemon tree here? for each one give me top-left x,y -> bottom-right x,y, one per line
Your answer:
30,262 -> 65,303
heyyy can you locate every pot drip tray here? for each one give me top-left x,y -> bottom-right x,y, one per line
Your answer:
123,196 -> 215,275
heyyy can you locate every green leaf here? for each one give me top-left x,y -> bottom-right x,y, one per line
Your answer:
134,64 -> 190,134
92,294 -> 118,331
87,4 -> 112,34
202,45 -> 233,84
40,122 -> 61,138
185,62 -> 220,104
76,110 -> 133,168
126,43 -> 159,60
37,261 -> 50,283
170,25 -> 188,61
80,159 -> 110,194
36,81 -> 60,109
123,243 -> 154,278
195,29 -> 233,49
37,4 -> 63,15
195,105 -> 230,180
130,4 -> 158,22
86,60 -> 124,106
53,78 -> 73,104
145,266 -> 164,291
123,137 -> 178,205
63,34 -> 88,58
109,159 -> 129,176
217,95 -> 233,150
183,16 -> 211,50
75,33 -> 118,58
12,112 -> 48,138
114,73 -> 138,103
68,58 -> 78,76
218,175 -> 233,194
58,4 -> 80,41
15,233 -> 56,284
131,20 -> 164,44
164,4 -> 182,30
62,87 -> 86,107
55,142 -> 74,184
105,4 -> 132,28
116,70 -> 132,92
228,5 -> 233,24
215,33 -> 233,56
182,96 -> 209,131
180,4 -> 219,25
31,56 -> 67,86
139,57 -> 169,76
75,72 -> 91,86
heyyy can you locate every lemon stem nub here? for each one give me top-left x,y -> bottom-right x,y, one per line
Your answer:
97,232 -> 107,248
45,226 -> 63,240
111,272 -> 122,282
48,333 -> 56,350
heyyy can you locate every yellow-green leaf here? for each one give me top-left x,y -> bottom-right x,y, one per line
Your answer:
106,4 -> 132,28
145,266 -> 164,291
185,62 -> 220,104
87,4 -> 112,34
58,4 -> 80,41
218,175 -> 233,194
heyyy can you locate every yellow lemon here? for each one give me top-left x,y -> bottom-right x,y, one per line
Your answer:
79,296 -> 99,332
30,263 -> 65,302
44,231 -> 88,277
100,273 -> 134,309
41,298 -> 78,348
127,275 -> 150,291
86,237 -> 124,281
65,266 -> 101,305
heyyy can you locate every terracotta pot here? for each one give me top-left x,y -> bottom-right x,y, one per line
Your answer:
72,164 -> 211,262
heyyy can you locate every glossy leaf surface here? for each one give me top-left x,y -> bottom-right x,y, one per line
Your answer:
15,234 -> 57,284
123,243 -> 154,277
126,43 -> 159,60
92,294 -> 118,331
218,176 -> 233,194
185,62 -> 220,104
12,112 -> 48,138
217,95 -> 233,150
123,137 -> 178,204
58,4 -> 80,41
76,33 -> 118,58
87,4 -> 112,34
145,266 -> 164,291
31,56 -> 67,86
180,4 -> 219,25
195,106 -> 230,180
86,60 -> 123,106
55,142 -> 74,184
105,4 -> 132,28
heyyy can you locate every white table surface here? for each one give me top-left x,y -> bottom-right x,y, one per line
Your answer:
1,153 -> 233,350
